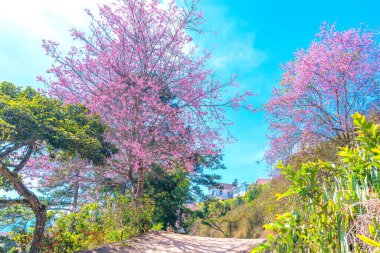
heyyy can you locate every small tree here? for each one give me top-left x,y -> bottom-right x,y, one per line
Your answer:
41,0 -> 252,198
144,154 -> 225,230
34,157 -> 99,213
265,24 -> 380,164
0,82 -> 114,253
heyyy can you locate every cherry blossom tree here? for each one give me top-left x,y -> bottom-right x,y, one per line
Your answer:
265,23 -> 380,164
41,0 -> 252,198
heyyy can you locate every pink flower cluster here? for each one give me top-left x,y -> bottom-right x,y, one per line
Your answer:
265,23 -> 380,164
40,0 -> 253,179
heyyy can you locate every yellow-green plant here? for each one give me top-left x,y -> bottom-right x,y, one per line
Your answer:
102,195 -> 154,243
253,113 -> 380,252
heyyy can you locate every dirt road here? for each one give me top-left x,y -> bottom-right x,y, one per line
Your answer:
81,231 -> 265,253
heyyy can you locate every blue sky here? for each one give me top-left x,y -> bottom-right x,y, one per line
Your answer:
0,0 -> 379,187
199,0 -> 380,185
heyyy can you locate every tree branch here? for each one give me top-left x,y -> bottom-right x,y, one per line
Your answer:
0,143 -> 25,159
14,145 -> 33,173
0,198 -> 29,207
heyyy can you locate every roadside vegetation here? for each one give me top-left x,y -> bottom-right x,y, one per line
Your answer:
253,113 -> 380,252
0,0 -> 378,252
189,178 -> 291,239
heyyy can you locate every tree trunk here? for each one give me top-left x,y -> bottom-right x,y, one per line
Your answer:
72,170 -> 80,213
127,168 -> 136,197
29,205 -> 47,253
119,183 -> 127,195
0,164 -> 47,253
136,167 -> 145,198
72,183 -> 79,212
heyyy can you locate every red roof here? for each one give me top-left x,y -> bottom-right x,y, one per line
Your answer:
256,178 -> 270,185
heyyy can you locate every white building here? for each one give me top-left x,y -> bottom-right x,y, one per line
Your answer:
209,183 -> 234,200
233,183 -> 248,198
208,181 -> 249,200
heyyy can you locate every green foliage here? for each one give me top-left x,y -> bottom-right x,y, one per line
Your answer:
253,113 -> 380,252
0,81 -> 116,165
102,195 -> 154,242
151,223 -> 164,231
244,184 -> 261,204
0,205 -> 34,233
197,198 -> 230,237
145,166 -> 191,230
11,195 -> 154,252
356,233 -> 380,248
0,82 -> 118,252
190,154 -> 226,197
144,154 -> 226,231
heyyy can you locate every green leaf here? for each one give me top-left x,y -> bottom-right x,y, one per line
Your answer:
368,224 -> 376,238
276,189 -> 294,200
356,234 -> 380,248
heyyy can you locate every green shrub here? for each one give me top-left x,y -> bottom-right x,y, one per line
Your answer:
253,113 -> 380,252
151,223 -> 164,231
11,195 -> 154,253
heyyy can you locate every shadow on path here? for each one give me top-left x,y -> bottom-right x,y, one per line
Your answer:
80,231 -> 265,253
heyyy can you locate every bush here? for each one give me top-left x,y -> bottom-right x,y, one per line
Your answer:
11,195 -> 154,252
253,113 -> 380,252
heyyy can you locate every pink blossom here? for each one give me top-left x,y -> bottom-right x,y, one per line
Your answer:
265,24 -> 380,164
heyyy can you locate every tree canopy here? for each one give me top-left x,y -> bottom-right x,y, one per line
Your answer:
0,81 -> 115,253
265,24 -> 380,164
41,0 -> 252,198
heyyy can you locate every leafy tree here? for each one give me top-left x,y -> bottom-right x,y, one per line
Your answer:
190,153 -> 226,198
0,204 -> 34,234
198,198 -> 230,237
145,166 -> 191,230
36,157 -> 101,213
41,0 -> 252,198
0,82 -> 115,253
265,24 -> 380,164
144,153 -> 225,230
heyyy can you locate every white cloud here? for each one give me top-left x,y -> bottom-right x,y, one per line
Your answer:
0,0 -> 192,86
212,34 -> 267,71
0,0 -> 111,41
197,4 -> 266,72
0,0 -> 113,85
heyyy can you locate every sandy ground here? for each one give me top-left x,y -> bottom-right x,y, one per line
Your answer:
80,231 -> 265,253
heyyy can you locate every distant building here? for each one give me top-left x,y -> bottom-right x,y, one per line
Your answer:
256,178 -> 271,185
233,182 -> 249,198
208,180 -> 249,200
209,183 -> 235,200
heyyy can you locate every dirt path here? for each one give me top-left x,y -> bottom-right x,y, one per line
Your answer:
81,231 -> 265,253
